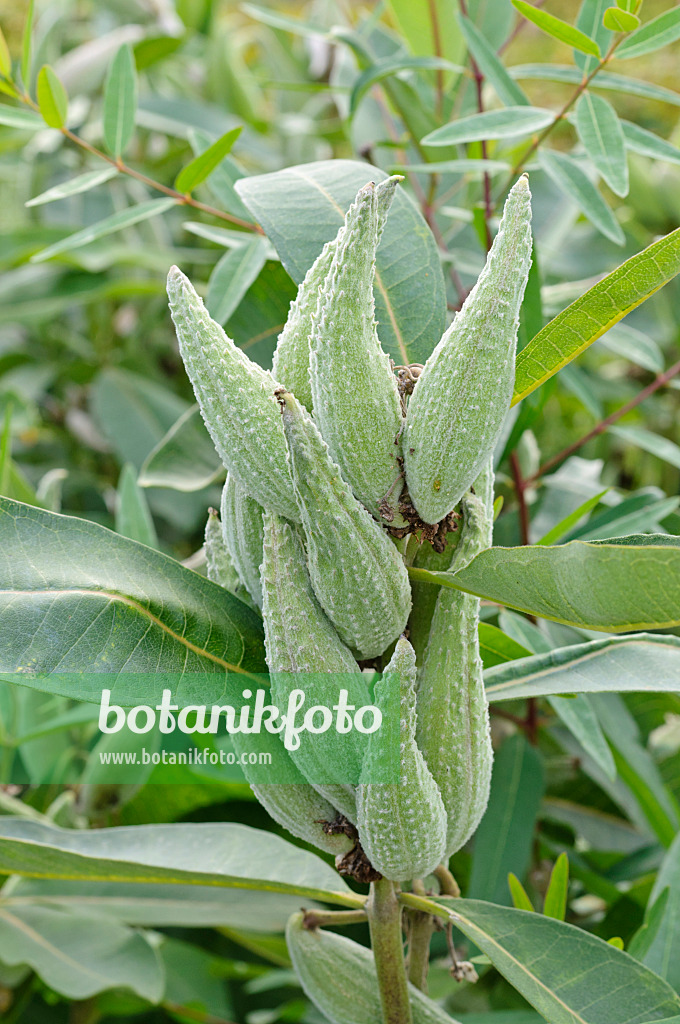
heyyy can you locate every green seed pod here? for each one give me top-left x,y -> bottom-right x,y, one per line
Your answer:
404,175 -> 532,524
204,508 -> 242,593
415,460 -> 494,858
310,180 -> 405,525
272,176 -> 402,418
357,638 -> 447,882
277,389 -> 411,660
167,266 -> 299,521
261,510 -> 373,821
220,475 -> 265,609
286,912 -> 459,1024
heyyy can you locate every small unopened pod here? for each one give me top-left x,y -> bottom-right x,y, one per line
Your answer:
356,638 -> 447,881
415,461 -> 494,858
309,178 -> 406,525
260,510 -> 373,821
286,912 -> 456,1024
404,175 -> 532,524
278,389 -> 411,660
167,266 -> 299,521
220,475 -> 265,609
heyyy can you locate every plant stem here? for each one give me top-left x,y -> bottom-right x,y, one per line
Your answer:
406,909 -> 434,992
367,878 -> 413,1024
302,907 -> 367,928
434,862 -> 461,897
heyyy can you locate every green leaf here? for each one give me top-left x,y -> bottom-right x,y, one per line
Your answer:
138,405 -> 223,493
26,167 -> 120,207
36,64 -> 67,128
0,106 -> 44,129
538,148 -> 624,244
235,159 -> 446,364
508,873 -> 535,912
400,895 -> 680,1023
459,15 -> 530,106
509,63 -> 680,107
575,0 -> 612,72
206,237 -> 269,326
385,0 -> 466,66
21,0 -> 34,88
468,735 -> 545,905
543,852 -> 569,920
610,425 -> 680,471
511,0 -> 602,56
617,7 -> 680,59
0,496 -> 265,698
513,223 -> 680,403
411,540 -> 680,632
599,322 -> 664,373
603,7 -> 640,31
115,463 -> 158,548
103,44 -> 138,158
30,197 -> 176,263
485,634 -> 680,702
548,694 -> 616,780
638,832 -> 680,990
621,120 -> 680,166
536,489 -> 608,545
390,158 -> 511,175
175,126 -> 242,193
422,105 -> 554,145
575,93 -> 629,197
478,622 -> 532,668
0,819 -> 361,906
0,905 -> 162,1001
0,27 -> 11,78
349,57 -> 464,116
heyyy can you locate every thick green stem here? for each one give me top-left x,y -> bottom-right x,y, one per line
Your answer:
302,908 -> 367,929
367,878 -> 413,1024
406,909 -> 435,992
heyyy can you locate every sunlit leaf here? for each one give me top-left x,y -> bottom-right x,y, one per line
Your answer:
175,126 -> 243,193
26,167 -> 120,207
616,6 -> 680,59
543,852 -> 569,920
36,64 -> 68,128
458,15 -> 530,106
422,105 -> 553,146
603,7 -> 640,32
511,0 -> 601,56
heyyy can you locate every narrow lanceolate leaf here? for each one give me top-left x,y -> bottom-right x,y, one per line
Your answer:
138,405 -> 222,492
0,496 -> 266,700
26,167 -> 120,207
0,27 -> 11,77
603,8 -> 640,32
575,93 -> 629,197
485,634 -> 680,702
404,176 -> 532,524
357,638 -> 447,881
0,107 -> 43,130
422,106 -> 554,146
310,180 -> 405,525
616,7 -> 680,59
511,0 -> 601,56
638,832 -> 680,991
509,63 -> 680,107
513,223 -> 680,403
0,820 -> 361,906
538,149 -> 624,245
115,463 -> 158,548
103,43 -> 138,158
175,126 -> 242,193
543,852 -> 569,920
610,425 -> 680,470
400,895 -> 680,1024
458,16 -> 530,106
278,390 -> 411,660
31,197 -> 176,263
411,540 -> 680,633
166,266 -> 299,521
36,65 -> 68,128
206,237 -> 268,326
621,120 -> 680,166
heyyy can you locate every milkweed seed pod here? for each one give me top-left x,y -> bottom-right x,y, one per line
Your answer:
277,389 -> 411,660
204,508 -> 242,593
356,638 -> 447,882
286,913 -> 459,1024
415,460 -> 495,858
309,180 -> 406,525
403,175 -> 532,524
272,176 -> 402,417
167,266 -> 299,521
260,510 -> 371,821
220,475 -> 265,609
230,731 -> 352,857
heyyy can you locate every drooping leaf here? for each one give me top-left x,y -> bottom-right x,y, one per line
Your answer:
536,489 -> 608,546
349,57 -> 464,116
26,167 -> 120,207
422,106 -> 554,146
609,425 -> 680,471
574,93 -> 629,197
485,634 -> 680,702
115,463 -> 158,548
0,819 -> 361,905
0,106 -> 44,129
621,120 -> 680,166
31,197 -> 176,263
511,0 -> 602,56
206,237 -> 269,326
36,64 -> 68,128
458,16 -> 530,106
138,405 -> 223,493
509,63 -> 680,107
513,224 -> 680,403
103,43 -> 138,158
549,693 -> 616,780
235,159 -> 446,364
175,126 -> 243,193
616,7 -> 680,59
538,149 -> 624,244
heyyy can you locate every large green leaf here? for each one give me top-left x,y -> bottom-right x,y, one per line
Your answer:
0,496 -> 265,703
410,540 -> 680,632
400,895 -> 680,1024
235,159 -> 446,364
138,405 -> 223,492
512,225 -> 680,403
422,106 -> 554,145
0,819 -> 360,905
537,149 -> 624,244
485,635 -> 680,702
0,903 -> 163,1001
